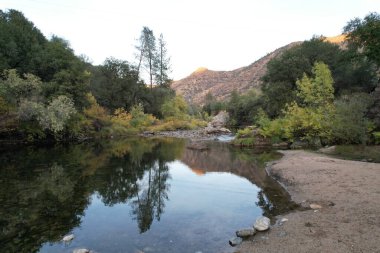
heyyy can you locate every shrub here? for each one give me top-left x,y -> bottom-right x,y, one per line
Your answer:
372,132 -> 380,144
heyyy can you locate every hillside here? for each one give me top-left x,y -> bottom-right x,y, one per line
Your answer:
171,42 -> 301,105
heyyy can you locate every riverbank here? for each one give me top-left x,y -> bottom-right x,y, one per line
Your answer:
237,150 -> 380,253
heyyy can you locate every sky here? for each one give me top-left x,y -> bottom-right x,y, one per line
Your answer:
1,0 -> 379,80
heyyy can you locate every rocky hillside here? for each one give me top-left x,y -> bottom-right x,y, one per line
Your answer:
171,42 -> 301,105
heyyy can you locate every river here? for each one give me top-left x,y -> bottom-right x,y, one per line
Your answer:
0,137 -> 296,253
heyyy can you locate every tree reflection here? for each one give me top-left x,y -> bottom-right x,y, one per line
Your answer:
0,137 -> 185,252
130,160 -> 170,233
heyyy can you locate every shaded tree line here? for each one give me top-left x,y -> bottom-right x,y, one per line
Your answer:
0,9 -> 180,142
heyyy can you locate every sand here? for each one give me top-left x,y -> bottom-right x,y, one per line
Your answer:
236,150 -> 380,253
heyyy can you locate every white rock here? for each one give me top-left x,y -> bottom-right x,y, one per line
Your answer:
73,249 -> 90,253
254,216 -> 270,231
62,234 -> 74,242
310,203 -> 322,209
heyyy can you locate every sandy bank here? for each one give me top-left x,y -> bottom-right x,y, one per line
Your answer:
237,150 -> 380,253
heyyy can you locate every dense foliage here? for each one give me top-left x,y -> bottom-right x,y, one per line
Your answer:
261,37 -> 377,118
233,12 -> 380,146
0,9 -> 203,142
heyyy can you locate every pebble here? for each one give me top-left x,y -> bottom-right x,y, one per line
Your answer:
229,237 -> 243,246
236,228 -> 256,237
310,203 -> 322,209
62,234 -> 74,242
73,249 -> 89,253
279,218 -> 288,225
254,216 -> 271,231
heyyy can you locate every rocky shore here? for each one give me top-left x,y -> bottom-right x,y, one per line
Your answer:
236,150 -> 380,253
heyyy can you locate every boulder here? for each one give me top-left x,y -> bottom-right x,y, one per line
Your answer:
209,111 -> 229,128
236,228 -> 256,237
253,216 -> 270,231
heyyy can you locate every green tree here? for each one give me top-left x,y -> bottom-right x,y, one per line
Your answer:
262,37 -> 377,117
344,12 -> 380,65
0,9 -> 46,75
331,93 -> 374,144
161,95 -> 189,119
296,62 -> 334,107
90,58 -> 146,111
281,62 -> 335,142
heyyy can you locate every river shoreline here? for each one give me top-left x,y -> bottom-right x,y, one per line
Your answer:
236,150 -> 380,253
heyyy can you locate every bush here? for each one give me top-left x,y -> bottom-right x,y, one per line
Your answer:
149,118 -> 206,132
330,93 -> 373,144
372,132 -> 380,144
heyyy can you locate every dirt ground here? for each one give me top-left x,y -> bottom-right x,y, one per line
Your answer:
236,150 -> 380,253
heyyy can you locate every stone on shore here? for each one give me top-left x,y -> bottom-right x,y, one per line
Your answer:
236,228 -> 256,237
229,236 -> 243,246
310,203 -> 322,209
62,234 -> 74,242
73,249 -> 90,253
254,216 -> 270,231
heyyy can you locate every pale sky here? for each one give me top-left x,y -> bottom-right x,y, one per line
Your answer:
1,0 -> 380,80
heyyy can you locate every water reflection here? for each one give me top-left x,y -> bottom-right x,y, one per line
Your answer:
0,138 -> 296,253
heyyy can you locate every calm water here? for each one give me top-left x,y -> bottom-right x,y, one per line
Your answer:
0,137 -> 296,253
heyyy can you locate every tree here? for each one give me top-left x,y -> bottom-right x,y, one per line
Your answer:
296,61 -> 334,107
281,62 -> 335,142
161,95 -> 188,119
0,9 -> 46,75
90,58 -> 146,111
155,33 -> 171,86
344,12 -> 380,66
331,93 -> 373,144
135,27 -> 157,88
0,10 -> 90,109
262,37 -> 377,117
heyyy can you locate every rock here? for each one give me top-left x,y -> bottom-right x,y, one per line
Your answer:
290,140 -> 309,149
219,127 -> 231,133
319,145 -> 336,154
236,228 -> 256,237
229,237 -> 243,246
254,216 -> 270,231
279,218 -> 288,225
310,203 -> 322,209
209,111 -> 229,128
62,234 -> 74,242
142,131 -> 154,136
73,249 -> 90,253
204,126 -> 231,134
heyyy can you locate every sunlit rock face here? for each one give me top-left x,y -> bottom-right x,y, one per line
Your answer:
171,42 -> 301,105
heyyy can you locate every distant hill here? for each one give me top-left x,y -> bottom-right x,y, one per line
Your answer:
172,35 -> 347,105
171,42 -> 301,105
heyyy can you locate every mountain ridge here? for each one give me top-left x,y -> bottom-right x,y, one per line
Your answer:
171,41 -> 302,105
172,35 -> 347,105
